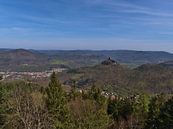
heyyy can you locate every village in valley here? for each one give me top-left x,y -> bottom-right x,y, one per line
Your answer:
0,68 -> 66,81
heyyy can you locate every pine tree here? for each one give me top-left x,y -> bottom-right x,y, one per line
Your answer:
0,86 -> 4,127
89,85 -> 105,105
0,75 -> 2,81
46,72 -> 71,129
0,85 -> 7,128
69,80 -> 77,100
0,83 -> 9,128
156,97 -> 173,129
144,94 -> 165,129
107,97 -> 120,122
132,94 -> 150,128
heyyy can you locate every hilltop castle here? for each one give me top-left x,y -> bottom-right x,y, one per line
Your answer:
101,57 -> 118,65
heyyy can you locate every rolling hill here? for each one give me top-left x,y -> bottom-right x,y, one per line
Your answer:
0,49 -> 58,72
1,49 -> 173,95
1,49 -> 173,71
60,58 -> 173,96
39,50 -> 173,68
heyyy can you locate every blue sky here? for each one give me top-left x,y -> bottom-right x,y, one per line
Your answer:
0,0 -> 173,51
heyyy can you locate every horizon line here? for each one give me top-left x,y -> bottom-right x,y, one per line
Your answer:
0,48 -> 172,53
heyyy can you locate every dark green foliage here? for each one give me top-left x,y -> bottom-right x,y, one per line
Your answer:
107,97 -> 135,129
107,97 -> 133,121
145,94 -> 166,129
157,97 -> 173,129
46,72 -> 71,129
88,85 -> 106,105
132,94 -> 150,115
0,85 -> 7,128
107,94 -> 152,129
107,98 -> 120,122
0,75 -> 2,80
68,80 -> 77,100
119,98 -> 133,121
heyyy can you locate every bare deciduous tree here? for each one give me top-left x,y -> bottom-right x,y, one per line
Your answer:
6,86 -> 51,129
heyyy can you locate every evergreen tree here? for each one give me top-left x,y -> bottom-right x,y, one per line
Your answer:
0,85 -> 7,128
107,97 -> 120,122
89,85 -> 105,105
46,72 -> 71,129
0,75 -> 2,81
107,97 -> 134,128
69,80 -> 77,100
131,94 -> 150,120
145,94 -> 166,129
119,98 -> 133,121
156,97 -> 173,129
0,86 -> 5,127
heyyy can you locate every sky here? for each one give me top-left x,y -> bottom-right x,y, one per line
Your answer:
0,0 -> 173,51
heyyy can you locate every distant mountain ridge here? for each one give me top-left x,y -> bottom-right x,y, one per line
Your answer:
0,49 -> 173,71
3,49 -> 40,59
39,50 -> 173,64
0,49 -> 48,71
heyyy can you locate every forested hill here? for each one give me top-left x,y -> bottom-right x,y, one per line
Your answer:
39,50 -> 173,66
0,49 -> 173,71
60,59 -> 173,96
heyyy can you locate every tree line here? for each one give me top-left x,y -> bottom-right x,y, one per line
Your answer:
0,72 -> 173,129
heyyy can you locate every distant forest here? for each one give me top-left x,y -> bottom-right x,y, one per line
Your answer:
1,49 -> 173,71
